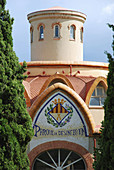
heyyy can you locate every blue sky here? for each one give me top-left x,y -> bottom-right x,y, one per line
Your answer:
6,0 -> 114,63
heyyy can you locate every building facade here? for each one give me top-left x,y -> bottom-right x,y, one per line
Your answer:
23,6 -> 108,170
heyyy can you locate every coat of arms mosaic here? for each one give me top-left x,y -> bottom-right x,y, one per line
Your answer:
45,98 -> 73,128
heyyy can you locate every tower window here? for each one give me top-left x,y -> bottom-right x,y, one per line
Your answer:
54,25 -> 60,38
30,26 -> 34,43
40,25 -> 44,40
31,30 -> 33,43
52,22 -> 62,39
89,84 -> 106,106
70,25 -> 75,40
80,27 -> 83,42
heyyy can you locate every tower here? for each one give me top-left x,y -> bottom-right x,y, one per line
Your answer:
27,6 -> 86,61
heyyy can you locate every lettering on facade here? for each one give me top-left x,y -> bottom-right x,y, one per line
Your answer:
33,124 -> 85,138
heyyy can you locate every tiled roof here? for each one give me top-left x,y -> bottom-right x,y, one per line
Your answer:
23,76 -> 49,102
67,76 -> 96,101
23,75 -> 96,104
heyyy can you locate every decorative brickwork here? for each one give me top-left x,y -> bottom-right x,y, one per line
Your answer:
37,23 -> 45,30
52,22 -> 62,29
30,25 -> 34,32
68,24 -> 76,30
81,27 -> 84,32
24,90 -> 31,107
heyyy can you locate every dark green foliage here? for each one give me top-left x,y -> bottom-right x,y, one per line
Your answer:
0,1 -> 33,169
93,25 -> 114,170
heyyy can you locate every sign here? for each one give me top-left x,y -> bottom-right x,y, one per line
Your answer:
34,124 -> 85,138
33,92 -> 88,139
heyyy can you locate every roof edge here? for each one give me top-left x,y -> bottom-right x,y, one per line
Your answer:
20,61 -> 108,69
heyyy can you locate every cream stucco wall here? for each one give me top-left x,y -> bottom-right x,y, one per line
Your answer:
28,9 -> 86,61
24,61 -> 108,78
89,107 -> 104,127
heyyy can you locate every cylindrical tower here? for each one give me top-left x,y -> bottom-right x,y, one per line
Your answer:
27,6 -> 86,61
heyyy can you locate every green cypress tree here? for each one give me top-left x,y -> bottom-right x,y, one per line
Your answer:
0,0 -> 33,169
93,25 -> 114,170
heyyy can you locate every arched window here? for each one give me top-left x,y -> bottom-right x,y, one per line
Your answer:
80,27 -> 83,42
52,22 -> 62,39
89,83 -> 106,106
54,25 -> 60,38
31,30 -> 33,43
70,25 -> 75,40
33,149 -> 86,170
40,25 -> 44,39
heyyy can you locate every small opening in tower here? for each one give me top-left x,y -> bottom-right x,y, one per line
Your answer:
40,25 -> 44,40
30,25 -> 34,43
54,25 -> 60,38
70,25 -> 75,40
80,27 -> 83,43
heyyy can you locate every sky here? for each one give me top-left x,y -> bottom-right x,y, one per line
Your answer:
6,0 -> 114,63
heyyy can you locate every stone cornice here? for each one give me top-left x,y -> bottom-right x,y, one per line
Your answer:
27,10 -> 86,23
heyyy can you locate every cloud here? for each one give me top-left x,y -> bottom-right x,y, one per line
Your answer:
102,3 -> 114,15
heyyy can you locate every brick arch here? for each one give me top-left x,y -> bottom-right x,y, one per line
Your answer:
80,27 -> 84,32
30,25 -> 34,32
85,76 -> 107,106
24,89 -> 31,107
29,83 -> 95,135
28,140 -> 93,170
68,24 -> 76,30
52,22 -> 62,29
37,23 -> 45,30
39,73 -> 75,95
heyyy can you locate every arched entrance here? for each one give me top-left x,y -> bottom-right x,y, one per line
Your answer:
28,141 -> 93,170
